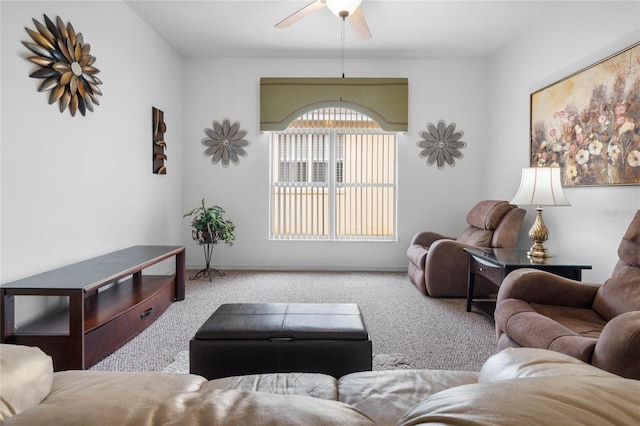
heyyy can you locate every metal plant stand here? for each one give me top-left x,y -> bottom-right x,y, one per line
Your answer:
190,241 -> 225,281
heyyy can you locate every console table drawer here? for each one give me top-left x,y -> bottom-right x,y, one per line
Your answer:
469,256 -> 504,285
84,277 -> 174,366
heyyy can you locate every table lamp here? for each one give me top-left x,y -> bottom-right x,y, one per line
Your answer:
510,167 -> 570,259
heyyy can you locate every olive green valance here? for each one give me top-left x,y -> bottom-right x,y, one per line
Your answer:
260,77 -> 408,132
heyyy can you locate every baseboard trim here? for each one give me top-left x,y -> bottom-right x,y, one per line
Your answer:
185,264 -> 407,273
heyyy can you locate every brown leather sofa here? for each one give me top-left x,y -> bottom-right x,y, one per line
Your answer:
407,200 -> 525,297
495,210 -> 640,379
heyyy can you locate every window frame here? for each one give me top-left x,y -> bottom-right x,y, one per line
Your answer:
269,108 -> 397,242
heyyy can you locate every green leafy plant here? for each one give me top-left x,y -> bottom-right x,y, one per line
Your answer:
183,199 -> 236,245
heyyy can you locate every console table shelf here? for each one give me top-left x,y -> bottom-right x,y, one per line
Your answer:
1,245 -> 185,371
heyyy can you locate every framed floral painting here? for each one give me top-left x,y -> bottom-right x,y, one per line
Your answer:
530,42 -> 640,186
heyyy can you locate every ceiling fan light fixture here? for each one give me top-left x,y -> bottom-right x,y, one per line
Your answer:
326,0 -> 362,17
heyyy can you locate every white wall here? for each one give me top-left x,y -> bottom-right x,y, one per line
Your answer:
181,57 -> 490,270
1,1 -> 183,322
485,1 -> 640,282
3,1 -> 637,286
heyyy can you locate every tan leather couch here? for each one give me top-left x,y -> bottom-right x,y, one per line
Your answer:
2,344 -> 639,425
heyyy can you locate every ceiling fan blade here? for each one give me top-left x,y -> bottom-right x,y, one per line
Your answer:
275,0 -> 326,29
348,6 -> 371,40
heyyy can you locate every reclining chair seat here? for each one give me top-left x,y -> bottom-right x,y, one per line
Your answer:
495,299 -> 605,362
407,200 -> 525,298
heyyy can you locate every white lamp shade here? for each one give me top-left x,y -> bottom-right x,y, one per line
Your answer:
326,0 -> 362,16
510,167 -> 571,207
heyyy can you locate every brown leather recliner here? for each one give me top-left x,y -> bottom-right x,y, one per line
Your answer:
407,200 -> 525,298
495,210 -> 640,379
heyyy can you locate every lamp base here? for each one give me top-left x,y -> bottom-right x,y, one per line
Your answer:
527,206 -> 553,261
527,242 -> 552,259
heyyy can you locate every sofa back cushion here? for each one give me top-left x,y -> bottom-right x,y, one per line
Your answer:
397,375 -> 640,426
466,200 -> 514,230
0,344 -> 53,420
457,227 -> 493,247
400,349 -> 639,426
458,201 -> 516,247
593,211 -> 640,320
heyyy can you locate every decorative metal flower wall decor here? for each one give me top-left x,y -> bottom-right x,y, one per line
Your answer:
202,119 -> 249,167
22,14 -> 102,117
417,120 -> 467,169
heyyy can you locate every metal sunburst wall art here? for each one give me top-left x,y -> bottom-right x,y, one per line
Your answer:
202,119 -> 249,167
417,120 -> 467,169
22,14 -> 102,117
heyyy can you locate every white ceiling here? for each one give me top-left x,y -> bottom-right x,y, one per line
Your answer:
124,0 -> 587,59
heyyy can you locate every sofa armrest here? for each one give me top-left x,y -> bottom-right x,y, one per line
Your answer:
478,347 -> 618,382
592,311 -> 640,379
0,344 -> 53,421
423,239 -> 473,297
497,269 -> 599,308
410,231 -> 454,248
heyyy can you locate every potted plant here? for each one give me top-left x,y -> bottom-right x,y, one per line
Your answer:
183,199 -> 236,245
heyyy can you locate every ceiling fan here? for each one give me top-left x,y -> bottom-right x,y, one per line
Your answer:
275,0 -> 372,40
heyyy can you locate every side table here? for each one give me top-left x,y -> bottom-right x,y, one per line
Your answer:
464,248 -> 592,318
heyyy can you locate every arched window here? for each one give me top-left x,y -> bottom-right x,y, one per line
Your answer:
270,107 -> 396,241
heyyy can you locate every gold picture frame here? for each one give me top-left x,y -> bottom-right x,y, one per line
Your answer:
530,42 -> 640,186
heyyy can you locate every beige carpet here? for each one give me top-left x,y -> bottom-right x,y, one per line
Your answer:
162,350 -> 412,374
90,270 -> 496,373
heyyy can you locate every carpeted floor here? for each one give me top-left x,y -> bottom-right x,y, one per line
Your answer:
90,270 -> 497,373
162,350 -> 413,373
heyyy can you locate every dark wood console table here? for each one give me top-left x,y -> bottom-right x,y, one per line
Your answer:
464,247 -> 592,318
1,245 -> 185,371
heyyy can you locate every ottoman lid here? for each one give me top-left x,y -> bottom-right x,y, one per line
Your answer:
194,303 -> 369,341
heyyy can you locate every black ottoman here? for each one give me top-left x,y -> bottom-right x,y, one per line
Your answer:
189,303 -> 372,379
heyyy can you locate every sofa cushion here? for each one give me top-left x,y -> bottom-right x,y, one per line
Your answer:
458,201 -> 516,247
1,370 -> 208,424
478,347 -> 619,382
457,227 -> 492,246
202,372 -> 337,400
338,369 -> 477,425
617,211 -> 640,266
3,369 -> 372,426
0,344 -> 53,421
4,387 -> 374,425
140,389 -> 375,425
398,375 -> 640,426
592,311 -> 640,379
495,299 -> 602,362
592,210 -> 640,319
466,200 -> 514,230
593,261 -> 640,320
